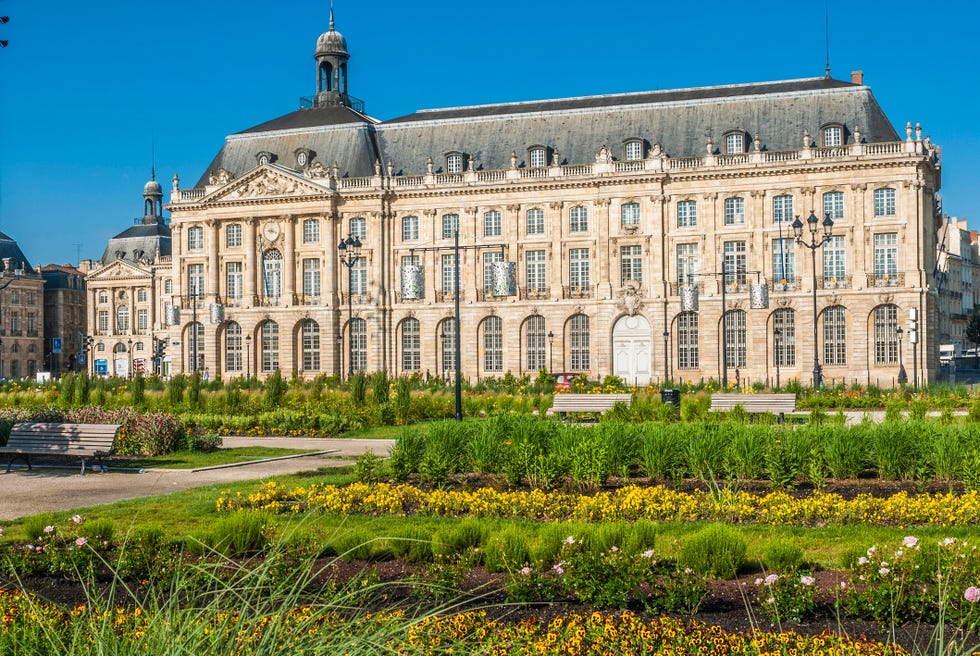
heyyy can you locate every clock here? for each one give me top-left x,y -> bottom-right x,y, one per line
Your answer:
262,222 -> 280,242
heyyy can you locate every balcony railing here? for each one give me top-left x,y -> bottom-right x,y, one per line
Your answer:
302,294 -> 321,305
563,285 -> 593,299
340,292 -> 372,305
520,286 -> 551,300
818,275 -> 852,289
770,277 -> 801,292
436,290 -> 464,302
867,272 -> 905,287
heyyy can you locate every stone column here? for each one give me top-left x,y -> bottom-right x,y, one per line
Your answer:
244,218 -> 257,305
595,197 -> 611,299
206,220 -> 220,302
283,215 -> 296,306
550,201 -> 563,299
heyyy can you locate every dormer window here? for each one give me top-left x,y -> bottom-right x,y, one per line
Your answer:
528,146 -> 547,168
823,124 -> 844,147
724,131 -> 745,154
294,148 -> 315,168
446,152 -> 464,174
624,139 -> 644,161
255,151 -> 276,166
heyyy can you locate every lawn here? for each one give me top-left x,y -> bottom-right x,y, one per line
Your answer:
118,446 -> 320,470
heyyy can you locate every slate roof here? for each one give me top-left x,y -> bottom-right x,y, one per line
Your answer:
194,76 -> 902,184
100,222 -> 172,265
0,231 -> 35,273
40,264 -> 85,290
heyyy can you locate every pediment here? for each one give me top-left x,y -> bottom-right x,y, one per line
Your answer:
85,259 -> 153,282
203,165 -> 330,204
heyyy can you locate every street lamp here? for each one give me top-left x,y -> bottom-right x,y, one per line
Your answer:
127,338 -> 133,379
662,330 -> 670,383
896,326 -> 907,385
244,334 -> 252,379
773,327 -> 782,390
547,330 -> 554,373
337,233 -> 362,381
792,211 -> 834,390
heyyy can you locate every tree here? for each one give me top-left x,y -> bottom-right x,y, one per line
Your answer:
965,306 -> 980,348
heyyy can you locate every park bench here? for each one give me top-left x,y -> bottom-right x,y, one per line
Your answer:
708,393 -> 798,421
0,423 -> 121,474
546,393 -> 633,419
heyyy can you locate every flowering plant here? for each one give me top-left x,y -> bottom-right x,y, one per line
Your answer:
755,571 -> 817,623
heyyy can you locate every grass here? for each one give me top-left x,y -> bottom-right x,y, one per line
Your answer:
118,447 -> 317,470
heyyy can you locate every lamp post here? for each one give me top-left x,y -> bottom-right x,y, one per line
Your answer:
337,234 -> 362,381
662,330 -> 670,383
547,330 -> 554,373
244,334 -> 251,379
792,211 -> 834,390
896,326 -> 907,385
127,338 -> 133,379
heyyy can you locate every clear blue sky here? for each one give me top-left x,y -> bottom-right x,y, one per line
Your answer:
1,0 -> 978,266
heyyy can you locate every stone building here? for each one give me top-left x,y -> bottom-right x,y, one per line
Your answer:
81,174 -> 172,377
161,13 -> 942,387
0,232 -> 44,379
39,264 -> 86,375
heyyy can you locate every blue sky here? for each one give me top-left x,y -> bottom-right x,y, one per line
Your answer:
0,0 -> 978,266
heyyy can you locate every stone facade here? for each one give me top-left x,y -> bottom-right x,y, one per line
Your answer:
0,234 -> 44,379
40,264 -> 87,375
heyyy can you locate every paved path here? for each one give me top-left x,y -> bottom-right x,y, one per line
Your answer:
0,437 -> 394,521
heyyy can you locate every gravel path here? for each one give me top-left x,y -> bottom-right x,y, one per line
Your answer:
0,437 -> 394,521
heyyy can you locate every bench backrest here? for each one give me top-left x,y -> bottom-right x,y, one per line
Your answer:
6,423 -> 121,455
551,393 -> 633,410
708,393 -> 797,413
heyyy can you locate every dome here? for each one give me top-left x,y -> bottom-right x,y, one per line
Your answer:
144,179 -> 163,196
316,27 -> 347,55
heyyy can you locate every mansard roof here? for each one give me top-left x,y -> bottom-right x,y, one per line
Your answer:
0,231 -> 35,273
100,222 -> 171,265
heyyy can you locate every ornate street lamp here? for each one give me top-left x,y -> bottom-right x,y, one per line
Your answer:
897,326 -> 907,385
337,234 -> 362,381
792,211 -> 834,390
547,330 -> 555,373
244,334 -> 252,379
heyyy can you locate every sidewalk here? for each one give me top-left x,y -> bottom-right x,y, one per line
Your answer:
0,437 -> 394,521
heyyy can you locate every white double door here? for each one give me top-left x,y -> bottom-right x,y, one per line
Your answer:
613,315 -> 652,386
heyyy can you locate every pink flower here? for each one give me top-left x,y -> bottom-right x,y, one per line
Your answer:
879,567 -> 890,575
858,556 -> 868,565
641,549 -> 655,559
75,537 -> 87,547
610,546 -> 618,552
43,526 -> 54,534
800,575 -> 815,586
903,536 -> 918,548
71,515 -> 82,524
565,536 -> 575,545
755,578 -> 764,586
965,586 -> 980,603
764,574 -> 779,586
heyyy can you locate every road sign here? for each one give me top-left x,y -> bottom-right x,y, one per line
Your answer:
52,337 -> 62,354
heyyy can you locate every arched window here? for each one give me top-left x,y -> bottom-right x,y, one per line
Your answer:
225,322 -> 242,372
350,318 -> 367,372
873,305 -> 899,365
570,314 -> 590,371
724,310 -> 747,368
677,312 -> 699,369
401,318 -> 420,372
319,61 -> 333,92
773,309 -> 796,367
263,249 -> 283,299
187,321 -> 204,372
439,318 -> 457,377
116,306 -> 129,333
725,131 -> 745,154
529,146 -> 547,168
261,321 -> 279,372
823,305 -> 847,366
525,315 -> 546,372
302,320 -> 320,371
483,316 -> 503,372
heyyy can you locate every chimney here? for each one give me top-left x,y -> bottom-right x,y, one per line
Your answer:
851,70 -> 864,85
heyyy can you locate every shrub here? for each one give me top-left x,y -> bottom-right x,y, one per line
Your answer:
203,511 -> 270,557
755,571 -> 818,623
483,526 -> 531,573
330,528 -> 377,561
349,372 -> 368,404
560,535 -> 655,609
763,538 -> 805,572
678,524 -> 746,579
570,433 -> 608,488
640,427 -> 684,479
371,371 -> 390,405
129,375 -> 146,407
264,370 -> 287,408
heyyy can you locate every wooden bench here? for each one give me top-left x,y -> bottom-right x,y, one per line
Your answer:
1,423 -> 121,474
546,393 -> 633,419
709,393 -> 798,420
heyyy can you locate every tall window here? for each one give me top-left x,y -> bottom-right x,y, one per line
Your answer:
442,214 -> 459,239
137,289 -> 147,303
137,309 -> 148,334
187,322 -> 204,371
98,310 -> 109,334
822,236 -> 846,281
873,233 -> 898,279
677,243 -> 698,284
526,208 -> 545,235
484,210 -> 502,237
620,245 -> 642,286
226,224 -> 242,248
773,195 -> 794,223
303,258 -> 321,299
570,314 -> 590,371
677,200 -> 697,228
483,252 -> 503,292
569,248 -> 590,289
725,309 -> 747,368
529,147 -> 547,168
824,126 -> 843,146
772,238 -> 795,283
261,321 -> 279,372
483,316 -> 503,372
677,312 -> 699,369
823,191 -> 845,220
873,188 -> 896,217
723,241 -> 747,286
823,306 -> 847,366
440,318 -> 457,374
726,133 -> 744,154
446,154 -> 463,173
724,197 -> 745,225
349,217 -> 366,240
773,308 -> 796,367
225,322 -> 242,372
98,291 -> 108,304
226,262 -> 243,300
302,320 -> 320,371
401,318 -> 420,371
441,254 -> 456,294
164,279 -> 173,295
569,206 -> 588,232
526,250 -> 546,292
116,306 -> 129,333
401,215 -> 419,241
351,257 -> 367,297
262,249 -> 282,299
188,263 -> 204,298
625,140 -> 643,161
621,202 -> 640,227
303,219 -> 320,243
525,315 -> 546,372
873,305 -> 899,365
187,226 -> 204,250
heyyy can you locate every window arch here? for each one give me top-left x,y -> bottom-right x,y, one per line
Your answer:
401,318 -> 420,371
225,322 -> 242,372
773,309 -> 796,367
186,321 -> 204,371
260,321 -> 279,372
301,320 -> 320,371
263,249 -> 283,299
822,123 -> 844,147
350,318 -> 367,372
624,139 -> 644,161
823,305 -> 847,366
438,318 -> 457,377
483,316 -> 503,372
525,315 -> 547,372
677,312 -> 699,369
569,314 -> 590,371
873,304 -> 899,365
116,306 -> 129,333
724,309 -> 747,368
724,131 -> 745,154
528,146 -> 547,168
